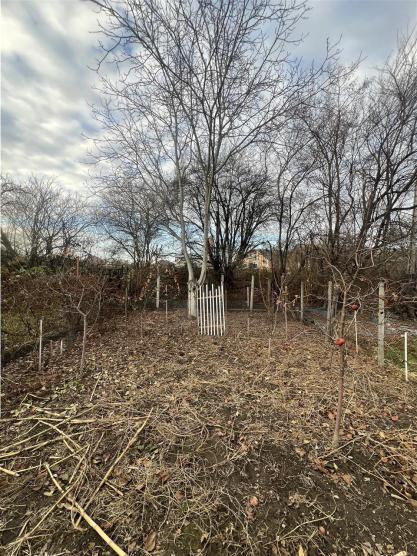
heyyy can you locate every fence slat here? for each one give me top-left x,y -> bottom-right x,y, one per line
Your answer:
205,284 -> 209,335
221,282 -> 225,335
216,286 -> 220,335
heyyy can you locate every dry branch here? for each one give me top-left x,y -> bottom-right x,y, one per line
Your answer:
45,464 -> 128,556
74,409 -> 153,526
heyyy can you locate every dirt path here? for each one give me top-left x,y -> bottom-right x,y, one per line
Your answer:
1,310 -> 416,555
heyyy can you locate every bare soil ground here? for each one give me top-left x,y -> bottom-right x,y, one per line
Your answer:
1,310 -> 417,556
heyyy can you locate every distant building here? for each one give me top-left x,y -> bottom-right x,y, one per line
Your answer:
173,249 -> 270,270
242,250 -> 270,270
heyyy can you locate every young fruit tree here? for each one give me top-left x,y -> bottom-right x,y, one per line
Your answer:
50,273 -> 106,370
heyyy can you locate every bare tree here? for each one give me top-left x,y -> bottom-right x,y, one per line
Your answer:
94,175 -> 162,267
2,175 -> 90,265
356,32 -> 417,263
265,123 -> 319,289
301,67 -> 365,269
90,0 -> 335,315
189,158 -> 272,284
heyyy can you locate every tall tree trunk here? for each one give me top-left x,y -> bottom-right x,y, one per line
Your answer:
198,173 -> 213,287
408,180 -> 417,276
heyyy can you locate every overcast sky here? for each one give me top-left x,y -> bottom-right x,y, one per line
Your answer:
1,0 -> 416,191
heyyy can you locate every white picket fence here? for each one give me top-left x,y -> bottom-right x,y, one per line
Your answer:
197,284 -> 226,336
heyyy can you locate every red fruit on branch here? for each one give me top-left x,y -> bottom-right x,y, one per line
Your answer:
335,338 -> 345,346
351,303 -> 359,311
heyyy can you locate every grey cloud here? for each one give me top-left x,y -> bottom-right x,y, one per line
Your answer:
1,0 -> 416,192
1,0 -> 102,190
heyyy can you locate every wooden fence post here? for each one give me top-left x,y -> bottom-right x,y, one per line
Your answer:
404,331 -> 409,382
38,319 -> 43,371
378,281 -> 385,367
156,271 -> 160,309
354,311 -> 359,354
250,275 -> 254,312
326,281 -> 333,340
332,285 -> 339,318
300,281 -> 304,322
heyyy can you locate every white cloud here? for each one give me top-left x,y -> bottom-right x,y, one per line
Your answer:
1,0 -> 103,191
1,0 -> 416,193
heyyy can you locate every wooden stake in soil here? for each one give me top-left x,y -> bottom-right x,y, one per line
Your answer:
250,275 -> 254,312
300,281 -> 304,322
60,339 -> 63,355
404,331 -> 409,382
354,311 -> 359,354
284,302 -> 288,340
165,285 -> 168,321
38,319 -> 43,372
156,271 -> 160,309
332,285 -> 339,318
326,281 -> 333,340
124,275 -> 129,320
378,281 -> 385,368
80,315 -> 87,370
246,286 -> 250,308
268,338 -> 271,359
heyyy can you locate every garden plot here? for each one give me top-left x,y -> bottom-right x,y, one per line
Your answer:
1,310 -> 416,556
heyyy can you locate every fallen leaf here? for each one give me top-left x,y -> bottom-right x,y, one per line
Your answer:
158,470 -> 171,483
408,499 -> 417,508
319,526 -> 326,535
391,415 -> 399,422
295,447 -> 306,457
341,473 -> 353,486
298,546 -> 306,556
248,495 -> 259,507
144,531 -> 157,552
